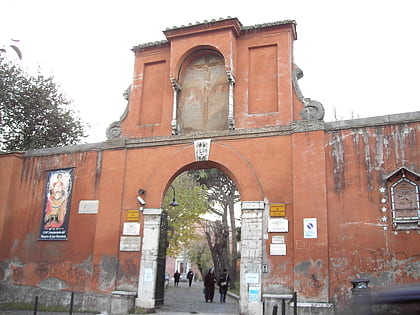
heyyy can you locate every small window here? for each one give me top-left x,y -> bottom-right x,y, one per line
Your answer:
386,167 -> 420,230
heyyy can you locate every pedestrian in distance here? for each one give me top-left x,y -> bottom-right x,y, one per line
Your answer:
218,268 -> 230,303
174,270 -> 180,287
187,269 -> 194,287
164,272 -> 170,290
203,267 -> 217,302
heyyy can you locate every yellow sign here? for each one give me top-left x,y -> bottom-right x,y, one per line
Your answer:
127,209 -> 140,221
270,204 -> 286,217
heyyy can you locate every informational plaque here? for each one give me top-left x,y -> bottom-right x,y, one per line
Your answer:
144,268 -> 153,282
123,222 -> 140,236
245,273 -> 259,284
272,235 -> 285,244
119,236 -> 141,251
127,209 -> 140,221
249,287 -> 260,301
270,243 -> 286,256
268,218 -> 288,232
78,200 -> 99,214
270,203 -> 286,217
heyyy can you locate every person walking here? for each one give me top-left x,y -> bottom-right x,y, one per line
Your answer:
187,269 -> 194,287
203,268 -> 217,302
218,268 -> 230,303
173,270 -> 181,287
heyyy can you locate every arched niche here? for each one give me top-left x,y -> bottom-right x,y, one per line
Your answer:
177,49 -> 229,133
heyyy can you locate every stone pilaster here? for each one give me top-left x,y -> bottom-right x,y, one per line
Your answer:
135,208 -> 162,309
240,201 -> 265,315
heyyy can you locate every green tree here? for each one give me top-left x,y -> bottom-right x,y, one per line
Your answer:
0,58 -> 87,151
187,236 -> 213,280
163,173 -> 208,257
192,169 -> 240,288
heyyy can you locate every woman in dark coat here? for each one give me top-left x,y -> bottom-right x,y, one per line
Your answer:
218,268 -> 230,303
203,268 -> 217,302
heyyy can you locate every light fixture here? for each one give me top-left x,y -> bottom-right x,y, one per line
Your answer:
137,189 -> 146,209
169,185 -> 179,207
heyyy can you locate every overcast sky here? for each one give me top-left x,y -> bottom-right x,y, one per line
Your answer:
2,0 -> 419,142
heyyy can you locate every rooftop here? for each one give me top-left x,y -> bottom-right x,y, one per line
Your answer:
132,17 -> 297,52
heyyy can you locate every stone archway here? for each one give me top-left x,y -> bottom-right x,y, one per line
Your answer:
135,141 -> 266,314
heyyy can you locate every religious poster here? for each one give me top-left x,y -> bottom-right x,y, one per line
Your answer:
39,168 -> 74,240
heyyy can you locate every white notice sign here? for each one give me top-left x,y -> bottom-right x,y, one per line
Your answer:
304,218 -> 318,238
78,200 -> 99,214
123,222 -> 140,235
119,236 -> 141,251
272,235 -> 285,244
270,243 -> 286,256
144,268 -> 153,282
268,218 -> 288,232
245,273 -> 259,284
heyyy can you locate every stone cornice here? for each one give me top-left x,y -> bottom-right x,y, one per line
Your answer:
326,111 -> 420,131
20,111 -> 420,157
131,18 -> 297,52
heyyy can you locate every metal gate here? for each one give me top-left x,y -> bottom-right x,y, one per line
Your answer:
154,210 -> 168,306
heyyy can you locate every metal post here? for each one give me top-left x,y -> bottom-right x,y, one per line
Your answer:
69,291 -> 74,315
281,299 -> 286,314
272,304 -> 278,315
351,279 -> 372,315
293,292 -> 297,315
33,296 -> 38,315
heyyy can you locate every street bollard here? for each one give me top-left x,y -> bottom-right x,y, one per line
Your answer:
33,296 -> 38,315
69,291 -> 74,315
272,304 -> 278,315
351,279 -> 372,315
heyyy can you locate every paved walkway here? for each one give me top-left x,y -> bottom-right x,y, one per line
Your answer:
155,280 -> 239,315
0,281 -> 239,315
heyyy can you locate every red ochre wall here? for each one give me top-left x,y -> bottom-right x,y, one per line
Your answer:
325,122 -> 420,308
0,135 -> 292,294
1,120 -> 419,308
1,17 -> 419,310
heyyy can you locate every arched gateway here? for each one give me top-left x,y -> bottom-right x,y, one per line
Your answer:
1,17 -> 420,315
136,141 -> 264,313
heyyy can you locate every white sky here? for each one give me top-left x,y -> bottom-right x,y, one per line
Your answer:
2,0 -> 419,142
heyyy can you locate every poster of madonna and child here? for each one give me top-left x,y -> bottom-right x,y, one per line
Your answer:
39,168 -> 74,240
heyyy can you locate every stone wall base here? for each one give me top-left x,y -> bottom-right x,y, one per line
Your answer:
263,299 -> 334,315
0,284 -> 136,315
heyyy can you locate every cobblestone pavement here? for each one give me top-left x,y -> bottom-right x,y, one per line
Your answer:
155,280 -> 239,315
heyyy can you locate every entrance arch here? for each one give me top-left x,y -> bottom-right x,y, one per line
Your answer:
144,141 -> 264,208
136,141 -> 266,314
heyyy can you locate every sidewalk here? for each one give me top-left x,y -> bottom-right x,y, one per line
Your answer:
154,280 -> 239,315
0,281 -> 239,315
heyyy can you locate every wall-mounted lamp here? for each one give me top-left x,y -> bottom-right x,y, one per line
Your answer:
169,185 -> 179,207
137,189 -> 146,210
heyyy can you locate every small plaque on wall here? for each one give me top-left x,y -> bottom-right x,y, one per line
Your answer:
270,243 -> 286,256
78,200 -> 99,214
119,236 -> 141,251
127,209 -> 140,221
245,273 -> 259,284
268,218 -> 288,232
123,222 -> 140,236
270,203 -> 286,216
272,235 -> 285,244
